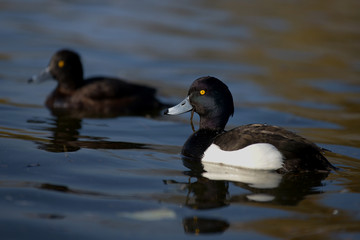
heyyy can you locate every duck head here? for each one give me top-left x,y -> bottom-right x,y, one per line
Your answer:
28,49 -> 84,91
165,76 -> 234,131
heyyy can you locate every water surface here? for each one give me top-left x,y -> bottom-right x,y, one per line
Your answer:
1,0 -> 360,239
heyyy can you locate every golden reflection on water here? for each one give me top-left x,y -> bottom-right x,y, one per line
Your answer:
237,206 -> 360,239
179,1 -> 360,238
165,1 -> 360,154
210,0 -> 360,150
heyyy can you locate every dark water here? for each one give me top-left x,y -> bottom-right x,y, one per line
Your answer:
1,0 -> 360,239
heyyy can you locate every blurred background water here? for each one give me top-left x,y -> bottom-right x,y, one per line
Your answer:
0,0 -> 359,239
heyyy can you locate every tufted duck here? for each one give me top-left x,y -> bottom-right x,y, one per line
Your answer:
29,49 -> 166,117
165,76 -> 337,173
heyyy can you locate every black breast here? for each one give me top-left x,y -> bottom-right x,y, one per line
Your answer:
181,129 -> 220,159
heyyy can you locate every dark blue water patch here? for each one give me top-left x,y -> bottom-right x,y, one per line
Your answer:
0,137 -> 184,239
334,232 -> 360,240
0,138 -> 48,174
320,192 -> 360,220
308,80 -> 360,93
0,186 -> 144,217
266,48 -> 320,61
80,117 -> 174,144
0,107 -> 47,135
1,132 -> 174,173
0,189 -> 183,240
224,81 -> 340,128
291,100 -> 342,111
1,171 -> 285,239
262,17 -> 291,32
212,191 -> 290,222
227,106 -> 340,130
228,80 -> 282,104
138,60 -> 268,91
0,78 -> 53,107
322,144 -> 360,160
353,60 -> 360,72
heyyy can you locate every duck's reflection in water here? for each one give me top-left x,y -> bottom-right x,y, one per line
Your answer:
164,176 -> 231,234
183,216 -> 230,235
27,111 -> 148,153
165,157 -> 330,235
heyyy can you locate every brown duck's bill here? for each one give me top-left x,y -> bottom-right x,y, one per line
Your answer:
28,67 -> 52,83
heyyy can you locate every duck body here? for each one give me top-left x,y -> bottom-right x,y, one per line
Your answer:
45,76 -> 162,116
165,76 -> 336,173
29,49 -> 164,117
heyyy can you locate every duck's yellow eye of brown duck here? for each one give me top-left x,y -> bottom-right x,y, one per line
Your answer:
58,60 -> 65,68
200,89 -> 206,95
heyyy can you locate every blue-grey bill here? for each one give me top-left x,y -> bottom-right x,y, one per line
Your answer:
28,67 -> 52,83
165,96 -> 193,115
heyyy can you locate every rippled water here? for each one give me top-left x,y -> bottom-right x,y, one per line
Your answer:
1,0 -> 360,239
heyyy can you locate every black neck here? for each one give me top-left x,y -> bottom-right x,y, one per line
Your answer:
181,128 -> 221,159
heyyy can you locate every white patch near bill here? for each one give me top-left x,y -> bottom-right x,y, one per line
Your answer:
202,143 -> 284,170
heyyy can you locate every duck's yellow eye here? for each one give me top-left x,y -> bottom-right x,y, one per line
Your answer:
200,90 -> 206,95
58,60 -> 65,68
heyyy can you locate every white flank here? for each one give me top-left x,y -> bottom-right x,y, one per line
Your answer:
202,143 -> 284,170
